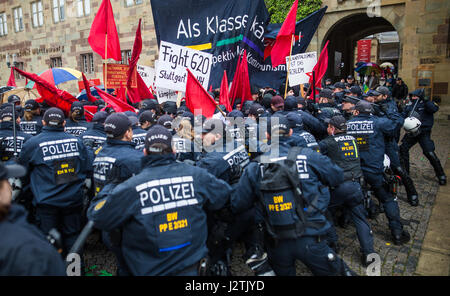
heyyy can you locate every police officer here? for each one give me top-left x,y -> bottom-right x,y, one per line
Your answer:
341,95 -> 360,120
20,99 -> 43,136
129,115 -> 147,151
285,112 -> 320,152
347,101 -> 410,245
138,110 -> 156,130
172,116 -> 201,164
373,86 -> 419,206
65,101 -> 93,137
0,162 -> 66,276
319,115 -> 376,266
0,106 -> 31,162
80,111 -> 108,155
92,112 -> 143,276
399,89 -> 446,185
231,115 -> 355,276
18,107 -> 93,255
333,82 -> 347,104
87,125 -> 232,275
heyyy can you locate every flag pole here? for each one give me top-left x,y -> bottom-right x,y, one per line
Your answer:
284,34 -> 295,98
104,34 -> 108,91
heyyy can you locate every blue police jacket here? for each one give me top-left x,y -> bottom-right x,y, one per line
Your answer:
402,98 -> 439,131
87,153 -> 232,276
296,110 -> 327,139
65,118 -> 93,137
346,113 -> 396,174
19,115 -> 43,136
18,125 -> 93,207
80,123 -> 107,154
93,139 -> 143,195
374,98 -> 404,130
0,122 -> 32,161
231,137 -> 344,236
131,126 -> 148,151
172,135 -> 202,163
0,204 -> 66,275
197,141 -> 250,185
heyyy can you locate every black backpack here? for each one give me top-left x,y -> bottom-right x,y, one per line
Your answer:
257,147 -> 310,243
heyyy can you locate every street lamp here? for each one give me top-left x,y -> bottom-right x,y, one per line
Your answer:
6,53 -> 18,68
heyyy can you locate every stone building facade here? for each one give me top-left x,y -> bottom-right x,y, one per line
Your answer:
0,0 -> 158,94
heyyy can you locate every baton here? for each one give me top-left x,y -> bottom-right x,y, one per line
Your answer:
408,96 -> 421,118
68,220 -> 95,256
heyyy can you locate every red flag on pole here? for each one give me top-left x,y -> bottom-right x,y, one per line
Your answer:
185,69 -> 217,118
307,40 -> 329,100
228,53 -> 242,104
94,86 -> 136,113
88,0 -> 121,61
82,73 -> 98,103
271,0 -> 298,68
230,50 -> 252,109
13,67 -> 77,115
126,19 -> 154,104
84,105 -> 98,122
7,67 -> 16,87
219,71 -> 232,112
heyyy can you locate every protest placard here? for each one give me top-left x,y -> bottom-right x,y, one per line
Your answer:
103,63 -> 137,89
155,41 -> 212,92
136,65 -> 155,89
156,87 -> 179,103
286,51 -> 317,87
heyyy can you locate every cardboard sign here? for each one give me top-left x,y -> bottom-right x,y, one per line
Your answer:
156,87 -> 180,104
155,41 -> 213,92
286,51 -> 317,87
136,65 -> 155,89
78,79 -> 101,92
103,63 -> 137,89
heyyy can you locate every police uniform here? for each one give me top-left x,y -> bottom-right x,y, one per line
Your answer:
346,101 -> 410,244
399,89 -> 446,185
0,107 -> 32,161
20,99 -> 43,136
65,102 -> 93,137
88,125 -> 232,275
80,111 -> 108,155
231,116 -> 355,276
319,116 -> 375,263
18,108 -> 93,254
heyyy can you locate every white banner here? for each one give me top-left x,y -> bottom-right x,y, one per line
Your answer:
286,52 -> 317,87
136,65 -> 155,89
156,87 -> 180,104
155,41 -> 213,92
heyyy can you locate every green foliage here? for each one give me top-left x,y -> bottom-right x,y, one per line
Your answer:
265,0 -> 323,24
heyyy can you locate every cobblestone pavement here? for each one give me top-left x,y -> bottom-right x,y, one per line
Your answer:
83,116 -> 450,276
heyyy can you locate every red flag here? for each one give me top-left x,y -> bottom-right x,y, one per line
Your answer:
185,69 -> 217,118
230,50 -> 252,110
229,53 -> 242,105
7,67 -> 16,87
117,85 -> 127,103
84,105 -> 98,122
94,86 -> 136,113
271,0 -> 298,67
219,71 -> 232,112
82,73 -> 98,103
307,40 -> 329,101
88,0 -> 121,61
13,67 -> 77,115
126,19 -> 154,103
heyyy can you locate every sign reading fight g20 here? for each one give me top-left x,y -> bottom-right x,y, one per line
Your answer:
150,0 -> 269,88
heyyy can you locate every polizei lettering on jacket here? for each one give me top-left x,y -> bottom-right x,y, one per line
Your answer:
40,138 -> 80,161
346,120 -> 374,134
137,176 -> 197,215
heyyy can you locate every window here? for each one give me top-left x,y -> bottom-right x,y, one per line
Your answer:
53,0 -> 65,23
77,0 -> 91,17
0,13 -> 7,36
51,57 -> 63,68
13,7 -> 23,32
125,0 -> 143,7
81,53 -> 94,73
14,62 -> 24,80
121,50 -> 132,65
31,1 -> 44,28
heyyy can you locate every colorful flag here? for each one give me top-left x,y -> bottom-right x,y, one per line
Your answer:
363,84 -> 369,94
219,70 -> 232,112
185,69 -> 217,118
88,0 -> 122,61
270,0 -> 298,67
7,67 -> 16,87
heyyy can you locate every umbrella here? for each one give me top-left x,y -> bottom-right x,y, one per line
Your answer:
355,62 -> 382,76
380,62 -> 395,69
76,85 -> 115,101
1,87 -> 40,105
26,67 -> 82,88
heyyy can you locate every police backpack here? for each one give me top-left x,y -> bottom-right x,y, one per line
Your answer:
258,147 -> 309,243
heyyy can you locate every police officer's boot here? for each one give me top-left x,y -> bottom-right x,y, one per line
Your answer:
393,166 -> 419,206
424,151 -> 447,185
392,230 -> 411,246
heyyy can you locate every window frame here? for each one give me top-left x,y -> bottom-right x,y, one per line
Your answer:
31,1 -> 44,28
0,12 -> 7,36
53,0 -> 66,23
13,7 -> 23,32
77,0 -> 91,17
81,53 -> 94,74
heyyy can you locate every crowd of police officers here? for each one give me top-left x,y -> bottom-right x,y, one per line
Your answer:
0,75 -> 446,276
